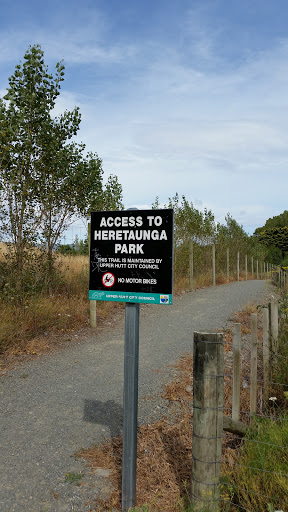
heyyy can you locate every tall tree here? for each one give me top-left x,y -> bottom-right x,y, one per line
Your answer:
0,45 -> 123,279
0,45 -> 64,267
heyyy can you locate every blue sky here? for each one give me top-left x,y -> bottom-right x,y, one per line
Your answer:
1,0 -> 287,240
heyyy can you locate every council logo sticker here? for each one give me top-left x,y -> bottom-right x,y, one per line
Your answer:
102,272 -> 115,287
160,295 -> 169,304
91,291 -> 105,298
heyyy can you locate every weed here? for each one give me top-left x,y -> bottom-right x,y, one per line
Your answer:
243,302 -> 258,314
65,472 -> 83,485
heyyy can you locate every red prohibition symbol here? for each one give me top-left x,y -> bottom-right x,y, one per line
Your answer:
102,272 -> 115,287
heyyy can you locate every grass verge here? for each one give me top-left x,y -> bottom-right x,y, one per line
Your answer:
0,254 -> 125,358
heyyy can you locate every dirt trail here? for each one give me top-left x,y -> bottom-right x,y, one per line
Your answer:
0,280 -> 275,511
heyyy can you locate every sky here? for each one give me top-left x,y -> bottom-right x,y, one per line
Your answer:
0,0 -> 287,241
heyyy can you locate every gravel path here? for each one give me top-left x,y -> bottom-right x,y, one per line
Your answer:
0,280 -> 275,511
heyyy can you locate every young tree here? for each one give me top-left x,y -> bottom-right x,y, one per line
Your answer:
0,45 -> 123,283
162,193 -> 216,245
152,193 -> 216,277
216,214 -> 250,253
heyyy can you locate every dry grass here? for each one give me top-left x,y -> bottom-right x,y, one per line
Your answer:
0,242 -> 8,255
216,272 -> 228,285
0,253 -> 124,359
0,296 -> 125,360
80,413 -> 193,512
173,275 -> 190,295
57,254 -> 89,291
193,273 -> 212,289
0,295 -> 89,354
242,302 -> 258,314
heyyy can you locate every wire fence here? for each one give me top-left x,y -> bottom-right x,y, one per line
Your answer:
60,224 -> 275,288
178,242 -> 271,290
191,289 -> 288,512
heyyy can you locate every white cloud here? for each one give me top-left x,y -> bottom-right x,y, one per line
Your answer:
52,91 -> 84,117
0,16 -> 136,67
1,4 -> 288,235
42,36 -> 136,65
130,119 -> 287,156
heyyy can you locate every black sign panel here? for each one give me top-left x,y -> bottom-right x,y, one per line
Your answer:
89,209 -> 174,304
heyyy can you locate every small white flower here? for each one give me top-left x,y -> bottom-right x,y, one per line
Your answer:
269,396 -> 277,401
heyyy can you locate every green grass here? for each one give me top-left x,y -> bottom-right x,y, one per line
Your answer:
223,414 -> 288,511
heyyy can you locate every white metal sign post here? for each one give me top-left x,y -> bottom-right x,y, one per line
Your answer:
89,209 -> 174,511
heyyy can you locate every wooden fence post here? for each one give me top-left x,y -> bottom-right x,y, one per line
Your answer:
262,307 -> 269,406
250,313 -> 258,416
245,254 -> 248,281
212,245 -> 216,287
191,332 -> 224,512
88,222 -> 97,328
226,248 -> 229,283
269,300 -> 279,367
232,324 -> 241,422
189,239 -> 194,291
237,251 -> 240,281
